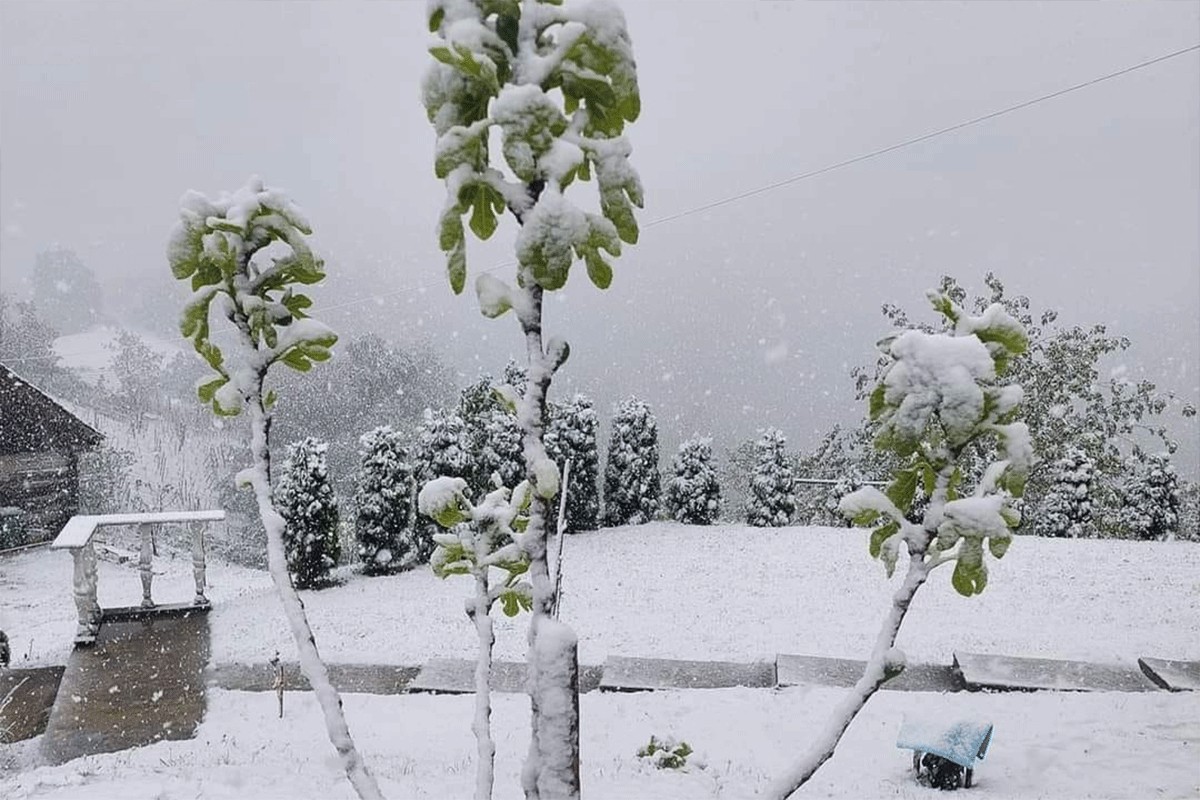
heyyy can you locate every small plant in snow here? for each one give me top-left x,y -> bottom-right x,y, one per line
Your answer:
636,736 -> 694,770
168,177 -> 381,799
354,426 -> 416,573
746,428 -> 796,527
664,437 -> 720,525
275,437 -> 341,588
422,0 -> 642,794
766,289 -> 1033,799
419,474 -> 534,800
603,396 -> 661,526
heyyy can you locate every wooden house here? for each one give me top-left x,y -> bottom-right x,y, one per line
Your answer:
0,363 -> 103,543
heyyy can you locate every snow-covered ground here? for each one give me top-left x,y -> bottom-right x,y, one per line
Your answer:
4,524 -> 1198,671
52,325 -> 182,386
3,685 -> 1197,799
3,525 -> 1198,798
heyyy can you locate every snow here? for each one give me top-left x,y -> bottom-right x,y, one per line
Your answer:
883,330 -> 995,446
52,325 -> 182,386
7,524 -> 1196,673
3,686 -> 1196,799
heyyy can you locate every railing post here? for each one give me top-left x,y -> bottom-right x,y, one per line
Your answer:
139,523 -> 155,609
71,542 -> 101,644
191,522 -> 209,607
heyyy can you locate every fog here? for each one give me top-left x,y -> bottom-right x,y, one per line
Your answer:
2,0 -> 1197,470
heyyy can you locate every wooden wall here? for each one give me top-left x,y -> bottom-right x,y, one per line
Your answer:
0,451 -> 78,543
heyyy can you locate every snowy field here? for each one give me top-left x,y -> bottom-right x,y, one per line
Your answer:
3,684 -> 1197,799
3,525 -> 1198,798
4,524 -> 1199,671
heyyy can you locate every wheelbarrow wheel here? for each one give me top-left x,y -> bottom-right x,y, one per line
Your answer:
965,768 -> 974,788
912,750 -> 923,775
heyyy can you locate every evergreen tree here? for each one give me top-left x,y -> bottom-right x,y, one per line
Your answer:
1118,452 -> 1180,540
545,394 -> 600,532
664,436 -> 720,525
1035,446 -> 1095,538
603,396 -> 661,526
354,426 -> 416,573
275,437 -> 341,589
746,428 -> 796,527
459,375 -> 525,497
413,407 -> 471,563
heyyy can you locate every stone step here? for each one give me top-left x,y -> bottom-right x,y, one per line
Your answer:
953,652 -> 1156,692
41,606 -> 210,764
0,666 -> 65,742
776,654 -> 960,692
1137,657 -> 1200,691
599,656 -> 776,692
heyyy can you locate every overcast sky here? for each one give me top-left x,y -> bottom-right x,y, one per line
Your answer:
2,1 -> 1197,471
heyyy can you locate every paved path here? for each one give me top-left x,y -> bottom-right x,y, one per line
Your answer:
41,604 -> 209,765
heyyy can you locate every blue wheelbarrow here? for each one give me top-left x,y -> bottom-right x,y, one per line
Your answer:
896,716 -> 993,790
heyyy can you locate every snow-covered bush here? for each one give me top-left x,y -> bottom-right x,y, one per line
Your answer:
746,428 -> 795,527
413,407 -> 472,564
603,397 -> 661,526
545,394 -> 600,532
169,177 -> 381,798
275,438 -> 341,589
664,437 -> 720,525
1034,446 -> 1095,538
767,289 -> 1032,799
460,376 -> 525,497
423,0 -> 642,793
354,426 -> 416,573
1117,452 -> 1180,540
823,473 -> 864,528
1178,480 -> 1200,542
637,736 -> 694,771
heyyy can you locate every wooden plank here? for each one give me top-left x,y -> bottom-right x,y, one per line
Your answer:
407,658 -> 529,694
1138,657 -> 1200,691
599,656 -> 776,691
954,652 -> 1156,692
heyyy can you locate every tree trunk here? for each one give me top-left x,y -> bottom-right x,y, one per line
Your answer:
244,392 -> 385,800
765,554 -> 930,799
516,283 -> 581,800
471,570 -> 496,800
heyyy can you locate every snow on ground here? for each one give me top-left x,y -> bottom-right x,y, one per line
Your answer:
53,325 -> 181,386
3,525 -> 1198,798
5,524 -> 1199,671
3,686 -> 1197,799
215,523 -> 1200,668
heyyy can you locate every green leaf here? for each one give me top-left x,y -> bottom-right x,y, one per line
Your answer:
988,535 -> 1011,559
951,558 -> 988,597
264,389 -> 278,410
886,468 -> 918,512
851,508 -> 881,527
868,383 -> 887,420
584,251 -> 612,289
197,376 -> 227,404
869,521 -> 899,559
428,6 -> 444,31
447,237 -> 467,295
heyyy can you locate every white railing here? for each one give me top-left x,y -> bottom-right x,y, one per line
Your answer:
50,510 -> 225,645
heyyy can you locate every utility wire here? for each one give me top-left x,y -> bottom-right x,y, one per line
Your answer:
6,42 -> 1197,367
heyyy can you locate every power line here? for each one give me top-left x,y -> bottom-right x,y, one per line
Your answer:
644,42 -> 1200,229
6,42 -> 1197,367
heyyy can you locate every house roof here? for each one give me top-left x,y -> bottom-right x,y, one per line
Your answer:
0,363 -> 104,455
